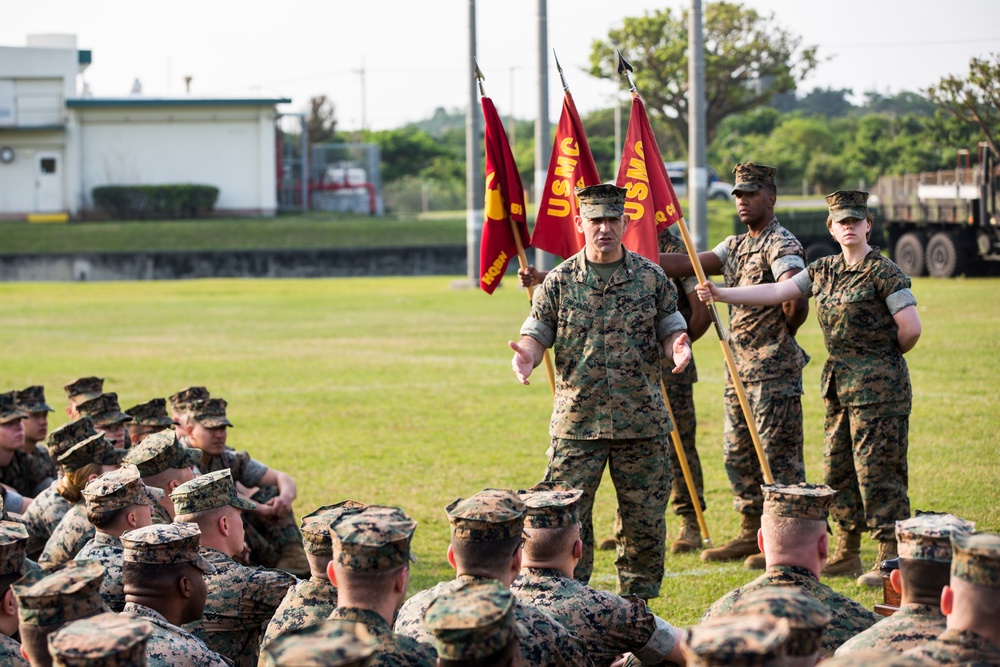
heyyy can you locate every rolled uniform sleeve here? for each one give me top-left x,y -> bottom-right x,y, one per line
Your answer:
771,253 -> 806,280
657,310 -> 687,341
520,316 -> 556,349
885,288 -> 917,314
792,268 -> 813,297
711,238 -> 732,266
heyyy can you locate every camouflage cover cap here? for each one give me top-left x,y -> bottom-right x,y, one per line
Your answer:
82,464 -> 165,514
15,385 -> 54,413
761,483 -> 836,522
819,651 -> 931,666
190,397 -> 233,428
826,189 -> 869,223
300,500 -> 368,556
63,377 -> 104,406
120,521 -> 216,573
261,619 -> 377,667
731,163 -> 777,195
170,469 -> 256,515
518,480 -> 584,529
48,612 -> 153,667
332,505 -> 417,571
951,531 -> 1000,588
57,432 -> 127,472
168,386 -> 210,414
12,559 -> 108,625
0,520 -> 30,576
76,392 -> 132,427
575,183 -> 627,219
46,417 -> 98,459
684,615 -> 790,667
446,488 -> 526,543
423,579 -> 523,660
896,514 -> 975,563
122,429 -> 201,477
0,391 -> 29,424
122,398 -> 176,428
730,586 -> 830,657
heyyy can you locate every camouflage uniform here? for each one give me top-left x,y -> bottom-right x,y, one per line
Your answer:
836,603 -> 945,656
74,532 -> 125,612
261,577 -> 339,648
124,602 -> 232,667
260,620 -> 376,666
711,216 -> 809,515
20,482 -> 73,559
47,611 -> 153,666
422,579 -> 524,663
904,628 -> 1000,666
683,615 -> 790,666
0,633 -> 28,666
329,607 -> 435,667
0,449 -> 51,498
14,385 -> 58,485
793,247 -> 917,539
522,243 -> 686,597
39,502 -> 93,568
0,521 -> 31,666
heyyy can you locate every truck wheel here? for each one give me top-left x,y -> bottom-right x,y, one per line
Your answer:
926,232 -> 961,278
894,233 -> 926,277
805,242 -> 837,263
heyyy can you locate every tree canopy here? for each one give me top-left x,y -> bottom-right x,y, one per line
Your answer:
926,53 -> 1000,156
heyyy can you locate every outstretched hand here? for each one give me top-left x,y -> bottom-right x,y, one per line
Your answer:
671,332 -> 692,374
509,340 -> 535,385
695,280 -> 719,303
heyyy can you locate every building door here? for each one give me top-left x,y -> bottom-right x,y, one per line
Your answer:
35,152 -> 63,212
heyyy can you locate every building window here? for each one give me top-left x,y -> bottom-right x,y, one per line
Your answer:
40,157 -> 56,174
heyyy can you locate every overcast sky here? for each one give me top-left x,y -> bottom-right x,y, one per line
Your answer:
4,0 -> 999,130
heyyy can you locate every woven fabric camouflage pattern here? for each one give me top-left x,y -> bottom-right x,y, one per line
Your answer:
46,417 -> 98,459
122,602 -> 231,667
38,503 -> 95,569
824,398 -> 911,540
48,611 -> 152,666
0,633 -> 27,667
422,579 -> 519,661
446,489 -> 526,543
951,531 -> 1000,588
329,607 -> 436,667
762,483 -> 836,522
731,162 -> 777,193
171,469 -> 256,516
260,577 -> 339,649
63,377 -> 104,405
14,385 -> 54,413
895,514 -> 975,562
183,546 -> 294,667
658,230 -> 699,386
123,398 -> 175,427
0,449 -> 53,497
82,464 -> 165,513
517,481 -> 583,529
21,483 -> 74,559
190,398 -> 233,428
120,522 -> 215,573
28,442 -> 58,482
684,615 -> 789,667
0,391 -> 28,424
332,505 -> 416,571
395,574 -> 591,667
702,565 -> 878,657
201,447 -> 268,489
300,500 -> 368,555
76,392 -> 132,427
168,386 -> 210,414
663,382 -> 705,514
12,558 -> 108,625
260,619 -> 377,667
819,649 -> 931,666
835,603 -> 945,657
510,566 -> 659,666
74,532 -> 126,612
124,429 -> 202,477
244,484 -> 303,569
545,436 -> 669,599
56,432 -> 126,472
904,628 -> 1000,666
826,189 -> 869,223
522,248 -> 682,440
0,520 -> 29,575
729,585 -> 831,657
575,183 -> 627,219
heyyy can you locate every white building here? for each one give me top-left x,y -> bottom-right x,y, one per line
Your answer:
0,35 -> 288,219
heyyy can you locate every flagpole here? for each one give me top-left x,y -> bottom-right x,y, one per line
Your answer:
476,63 -> 556,396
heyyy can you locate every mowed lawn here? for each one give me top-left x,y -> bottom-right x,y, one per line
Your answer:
0,275 -> 997,626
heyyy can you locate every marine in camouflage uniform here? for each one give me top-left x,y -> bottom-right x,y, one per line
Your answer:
684,615 -> 791,666
395,489 -> 592,667
0,391 -> 52,507
728,586 -> 831,665
0,521 -> 32,666
172,470 -> 295,667
47,611 -> 153,666
260,620 -> 376,667
126,603 -> 232,667
13,385 -> 58,489
422,579 -> 524,665
513,184 -> 691,598
74,531 -> 126,612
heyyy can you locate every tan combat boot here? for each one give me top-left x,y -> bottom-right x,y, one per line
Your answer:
598,537 -> 617,551
275,541 -> 311,578
743,551 -> 766,570
858,539 -> 898,587
822,529 -> 864,577
670,515 -> 703,554
700,514 -> 761,562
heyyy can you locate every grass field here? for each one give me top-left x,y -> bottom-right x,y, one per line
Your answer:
0,274 -> 997,626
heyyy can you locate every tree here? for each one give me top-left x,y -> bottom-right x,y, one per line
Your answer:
926,54 -> 1000,157
307,95 -> 338,145
589,1 -> 818,151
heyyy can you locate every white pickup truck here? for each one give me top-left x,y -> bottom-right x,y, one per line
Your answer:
665,162 -> 733,200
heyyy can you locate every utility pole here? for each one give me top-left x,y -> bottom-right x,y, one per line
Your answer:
357,59 -> 367,133
688,0 -> 708,251
465,0 -> 482,286
533,0 -> 552,271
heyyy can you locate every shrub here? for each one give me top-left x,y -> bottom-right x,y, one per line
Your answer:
92,185 -> 219,219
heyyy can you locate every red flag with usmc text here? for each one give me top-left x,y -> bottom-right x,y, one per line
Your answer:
531,93 -> 601,259
615,95 -> 684,262
479,96 -> 529,294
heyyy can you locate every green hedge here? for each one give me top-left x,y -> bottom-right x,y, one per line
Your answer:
92,185 -> 219,219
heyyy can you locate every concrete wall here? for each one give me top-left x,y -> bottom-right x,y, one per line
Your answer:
0,246 -> 466,282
